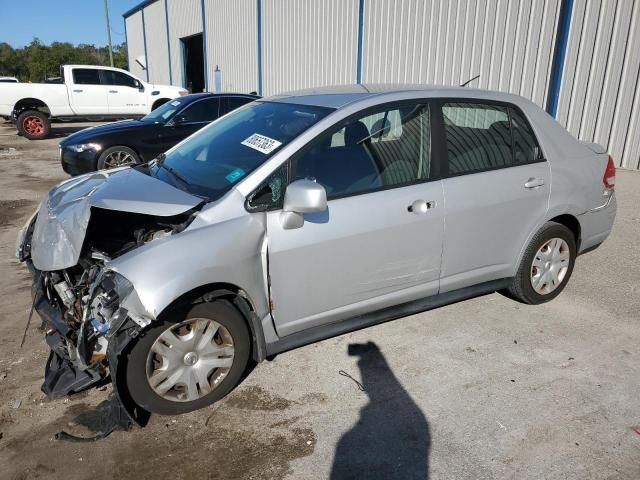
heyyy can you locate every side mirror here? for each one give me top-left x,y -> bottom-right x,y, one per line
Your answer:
171,115 -> 187,126
280,179 -> 327,229
135,80 -> 144,91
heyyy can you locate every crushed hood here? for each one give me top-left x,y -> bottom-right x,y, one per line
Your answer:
31,168 -> 202,271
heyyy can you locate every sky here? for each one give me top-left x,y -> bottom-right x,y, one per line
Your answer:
0,0 -> 141,47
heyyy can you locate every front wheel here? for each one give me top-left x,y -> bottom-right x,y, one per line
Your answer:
505,222 -> 577,304
97,145 -> 140,170
124,301 -> 251,415
16,110 -> 51,140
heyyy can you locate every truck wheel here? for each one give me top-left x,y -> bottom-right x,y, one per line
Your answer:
97,146 -> 140,170
152,98 -> 171,111
124,301 -> 251,415
17,110 -> 50,140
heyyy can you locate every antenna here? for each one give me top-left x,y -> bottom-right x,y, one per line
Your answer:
460,75 -> 480,87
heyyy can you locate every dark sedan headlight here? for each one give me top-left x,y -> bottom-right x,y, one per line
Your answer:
67,143 -> 102,153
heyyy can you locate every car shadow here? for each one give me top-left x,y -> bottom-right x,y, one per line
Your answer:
49,125 -> 94,139
331,341 -> 431,479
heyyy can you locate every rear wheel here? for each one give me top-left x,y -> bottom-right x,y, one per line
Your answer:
125,301 -> 251,415
97,145 -> 140,170
16,110 -> 50,140
152,98 -> 171,111
506,222 -> 576,304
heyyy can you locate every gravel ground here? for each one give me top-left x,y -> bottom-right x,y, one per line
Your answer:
0,119 -> 638,480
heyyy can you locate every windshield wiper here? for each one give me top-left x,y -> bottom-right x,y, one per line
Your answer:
155,153 -> 190,186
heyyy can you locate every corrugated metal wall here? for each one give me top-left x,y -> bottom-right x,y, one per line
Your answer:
261,0 -> 359,95
556,0 -> 640,169
143,0 -> 171,85
361,0 -> 561,108
204,0 -> 258,93
125,0 -> 640,170
167,0 -> 202,88
124,11 -> 146,81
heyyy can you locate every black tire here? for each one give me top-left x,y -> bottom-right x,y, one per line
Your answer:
505,221 -> 577,305
125,300 -> 251,415
96,145 -> 140,170
152,98 -> 171,111
16,110 -> 50,140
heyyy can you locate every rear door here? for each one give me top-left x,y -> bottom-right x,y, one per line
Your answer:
436,100 -> 551,292
219,96 -> 255,117
254,102 -> 445,336
102,70 -> 146,115
68,68 -> 108,115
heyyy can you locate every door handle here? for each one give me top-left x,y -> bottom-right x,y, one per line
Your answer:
73,89 -> 83,93
108,90 -> 118,93
524,178 -> 545,189
408,199 -> 436,214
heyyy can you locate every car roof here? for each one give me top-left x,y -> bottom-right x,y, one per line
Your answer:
264,83 -> 533,110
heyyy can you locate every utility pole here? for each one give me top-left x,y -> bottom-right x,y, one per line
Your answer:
104,0 -> 114,67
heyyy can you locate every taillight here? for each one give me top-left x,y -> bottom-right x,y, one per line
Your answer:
603,155 -> 616,190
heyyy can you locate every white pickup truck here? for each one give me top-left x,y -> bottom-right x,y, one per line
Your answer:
0,65 -> 188,139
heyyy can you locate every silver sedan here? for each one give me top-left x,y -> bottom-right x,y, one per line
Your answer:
18,85 -> 616,417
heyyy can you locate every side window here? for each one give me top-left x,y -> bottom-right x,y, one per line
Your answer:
246,163 -> 288,211
291,103 -> 431,199
102,70 -> 138,88
509,108 -> 542,164
178,98 -> 220,123
72,68 -> 101,85
220,96 -> 254,116
442,102 -> 512,175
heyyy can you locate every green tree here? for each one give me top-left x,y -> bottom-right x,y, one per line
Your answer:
0,38 -> 128,81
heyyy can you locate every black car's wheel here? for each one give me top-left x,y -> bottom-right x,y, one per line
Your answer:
16,110 -> 51,140
125,301 -> 251,415
506,222 -> 577,305
97,146 -> 140,170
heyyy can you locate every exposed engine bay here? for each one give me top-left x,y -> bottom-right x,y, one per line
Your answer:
16,168 -> 204,427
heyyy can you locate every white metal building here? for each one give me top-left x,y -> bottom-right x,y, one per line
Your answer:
123,0 -> 640,170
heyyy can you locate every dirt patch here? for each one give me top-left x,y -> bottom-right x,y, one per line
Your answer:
225,385 -> 294,411
111,422 -> 316,480
0,199 -> 34,227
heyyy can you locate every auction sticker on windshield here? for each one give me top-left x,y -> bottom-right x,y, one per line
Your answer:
241,133 -> 282,154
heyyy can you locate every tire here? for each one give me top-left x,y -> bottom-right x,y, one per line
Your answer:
16,110 -> 50,140
152,98 -> 171,111
96,145 -> 140,170
505,221 -> 577,305
125,300 -> 251,415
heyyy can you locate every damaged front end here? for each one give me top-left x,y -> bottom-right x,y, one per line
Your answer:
16,168 -> 203,424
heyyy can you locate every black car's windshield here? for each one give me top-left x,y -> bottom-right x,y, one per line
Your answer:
148,101 -> 333,200
141,99 -> 184,123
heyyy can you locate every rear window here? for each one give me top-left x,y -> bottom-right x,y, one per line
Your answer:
72,69 -> 101,85
442,102 -> 542,176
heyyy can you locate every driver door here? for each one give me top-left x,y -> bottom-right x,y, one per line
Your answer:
102,70 -> 146,115
260,102 -> 445,337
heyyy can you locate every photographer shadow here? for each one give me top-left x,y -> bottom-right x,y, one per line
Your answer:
331,342 -> 430,479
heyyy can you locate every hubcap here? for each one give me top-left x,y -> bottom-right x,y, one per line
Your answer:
530,237 -> 571,295
146,318 -> 235,402
23,116 -> 44,136
104,150 -> 136,168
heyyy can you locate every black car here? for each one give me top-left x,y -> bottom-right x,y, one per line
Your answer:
59,92 -> 259,175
